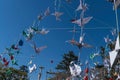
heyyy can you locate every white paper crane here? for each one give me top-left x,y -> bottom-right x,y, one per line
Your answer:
32,42 -> 47,54
29,64 -> 37,73
109,35 -> 120,67
36,28 -> 49,35
79,33 -> 85,43
69,61 -> 82,77
104,35 -> 112,43
72,17 -> 93,27
51,11 -> 63,21
76,0 -> 87,11
28,60 -> 32,65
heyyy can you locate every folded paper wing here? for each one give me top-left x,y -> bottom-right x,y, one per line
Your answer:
109,35 -> 120,67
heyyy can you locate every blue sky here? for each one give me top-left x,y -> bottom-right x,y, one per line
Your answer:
0,0 -> 120,80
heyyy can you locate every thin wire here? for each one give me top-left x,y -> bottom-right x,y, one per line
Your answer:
78,49 -> 82,64
61,2 -> 74,18
63,0 -> 115,30
47,27 -> 113,30
58,0 -> 61,11
54,0 -> 57,11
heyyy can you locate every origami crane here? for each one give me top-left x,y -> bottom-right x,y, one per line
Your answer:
11,44 -> 19,50
104,35 -> 111,43
107,0 -> 120,10
10,55 -> 14,60
44,7 -> 50,16
111,28 -> 117,36
76,0 -> 87,11
28,60 -> 32,65
51,11 -> 63,21
23,30 -> 33,41
66,39 -> 92,49
66,39 -> 78,45
69,61 -> 82,77
3,58 -> 9,66
27,27 -> 35,34
29,64 -> 37,73
36,28 -> 49,35
32,42 -> 47,54
38,14 -> 43,21
79,34 -> 85,43
77,42 -> 92,49
12,59 -> 18,65
72,16 -> 93,27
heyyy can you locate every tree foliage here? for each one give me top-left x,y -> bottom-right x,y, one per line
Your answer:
56,51 -> 78,72
0,65 -> 29,80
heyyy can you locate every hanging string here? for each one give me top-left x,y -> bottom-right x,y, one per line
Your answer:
58,0 -> 61,11
54,0 -> 57,11
62,0 -> 115,30
72,11 -> 78,39
78,49 -> 82,64
46,27 -> 112,31
113,0 -> 119,35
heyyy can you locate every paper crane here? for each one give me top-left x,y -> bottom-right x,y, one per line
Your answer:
36,28 -> 49,35
111,28 -> 117,36
109,35 -> 120,67
76,0 -> 87,11
90,73 -> 95,80
104,59 -> 110,68
3,58 -> 9,66
27,27 -> 35,34
28,60 -> 32,65
11,44 -> 19,50
77,42 -> 92,49
32,42 -> 47,54
38,14 -> 43,21
69,61 -> 82,77
44,7 -> 50,16
72,16 -> 93,27
66,39 -> 92,49
23,30 -> 33,41
66,39 -> 79,45
51,11 -> 63,21
10,55 -> 14,60
104,35 -> 112,43
84,75 -> 88,80
29,64 -> 37,73
107,0 -> 120,10
12,59 -> 18,65
79,34 -> 85,43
